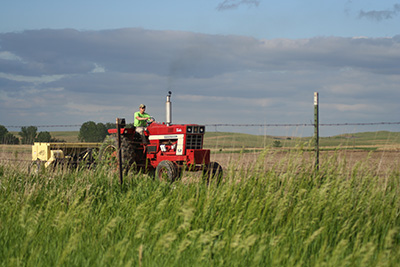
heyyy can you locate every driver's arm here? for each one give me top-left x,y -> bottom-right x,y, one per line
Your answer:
136,115 -> 149,121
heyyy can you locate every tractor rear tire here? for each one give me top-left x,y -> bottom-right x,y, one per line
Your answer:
156,160 -> 178,182
120,136 -> 135,170
203,162 -> 223,185
99,135 -> 135,172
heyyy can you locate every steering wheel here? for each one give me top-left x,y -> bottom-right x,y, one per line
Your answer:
147,117 -> 155,126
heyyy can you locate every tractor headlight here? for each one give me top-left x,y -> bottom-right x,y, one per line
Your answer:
186,126 -> 193,133
199,126 -> 205,133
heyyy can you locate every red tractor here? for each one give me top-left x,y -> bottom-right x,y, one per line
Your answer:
102,92 -> 222,183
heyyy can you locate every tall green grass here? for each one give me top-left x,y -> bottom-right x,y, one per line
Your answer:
1,152 -> 400,266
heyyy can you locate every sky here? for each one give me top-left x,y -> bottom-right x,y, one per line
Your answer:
1,0 -> 400,137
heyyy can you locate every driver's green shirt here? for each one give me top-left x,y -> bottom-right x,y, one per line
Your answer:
134,111 -> 151,127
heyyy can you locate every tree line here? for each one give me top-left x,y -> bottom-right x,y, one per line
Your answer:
77,121 -> 133,142
0,121 -> 131,144
0,125 -> 65,145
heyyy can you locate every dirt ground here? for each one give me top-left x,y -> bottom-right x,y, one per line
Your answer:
1,146 -> 399,176
211,149 -> 400,175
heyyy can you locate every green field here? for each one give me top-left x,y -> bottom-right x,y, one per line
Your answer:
205,131 -> 400,150
25,130 -> 400,149
50,131 -> 81,143
2,131 -> 399,158
1,153 -> 400,266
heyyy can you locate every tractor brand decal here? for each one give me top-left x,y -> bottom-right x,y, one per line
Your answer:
163,135 -> 178,139
177,128 -> 182,132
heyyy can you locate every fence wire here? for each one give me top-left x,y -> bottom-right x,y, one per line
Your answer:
0,121 -> 400,174
5,124 -> 82,128
2,121 -> 400,131
205,122 -> 400,127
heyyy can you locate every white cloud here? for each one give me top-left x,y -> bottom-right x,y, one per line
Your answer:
327,103 -> 377,112
90,63 -> 106,73
359,4 -> 400,21
0,51 -> 24,62
65,102 -> 122,115
325,83 -> 365,95
177,94 -> 273,107
0,29 -> 399,135
0,72 -> 65,84
216,0 -> 260,11
24,87 -> 64,94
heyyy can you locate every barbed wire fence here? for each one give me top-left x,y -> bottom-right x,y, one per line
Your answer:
2,91 -> 399,173
5,124 -> 82,129
4,121 -> 400,129
1,121 -> 400,166
205,122 -> 400,127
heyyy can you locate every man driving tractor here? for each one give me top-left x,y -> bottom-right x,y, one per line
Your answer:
134,104 -> 154,143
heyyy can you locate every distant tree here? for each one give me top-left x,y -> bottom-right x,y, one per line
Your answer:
95,123 -> 108,141
3,133 -> 19,144
105,122 -> 134,130
79,121 -> 107,142
272,140 -> 282,148
36,131 -> 52,142
19,126 -> 38,144
0,125 -> 9,144
0,125 -> 20,144
50,137 -> 66,143
105,122 -> 116,130
0,125 -> 8,141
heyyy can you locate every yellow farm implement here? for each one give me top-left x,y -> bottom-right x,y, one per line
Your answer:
30,142 -> 101,172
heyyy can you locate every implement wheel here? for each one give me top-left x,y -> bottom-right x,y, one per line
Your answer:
29,159 -> 43,175
99,143 -> 118,167
156,160 -> 178,182
203,162 -> 223,185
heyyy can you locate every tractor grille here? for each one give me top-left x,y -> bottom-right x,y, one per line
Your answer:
186,134 -> 203,149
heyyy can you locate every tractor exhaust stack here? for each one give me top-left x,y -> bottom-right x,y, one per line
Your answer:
166,91 -> 172,126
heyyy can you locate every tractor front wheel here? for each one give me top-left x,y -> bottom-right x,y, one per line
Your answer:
203,162 -> 223,185
156,160 -> 178,182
